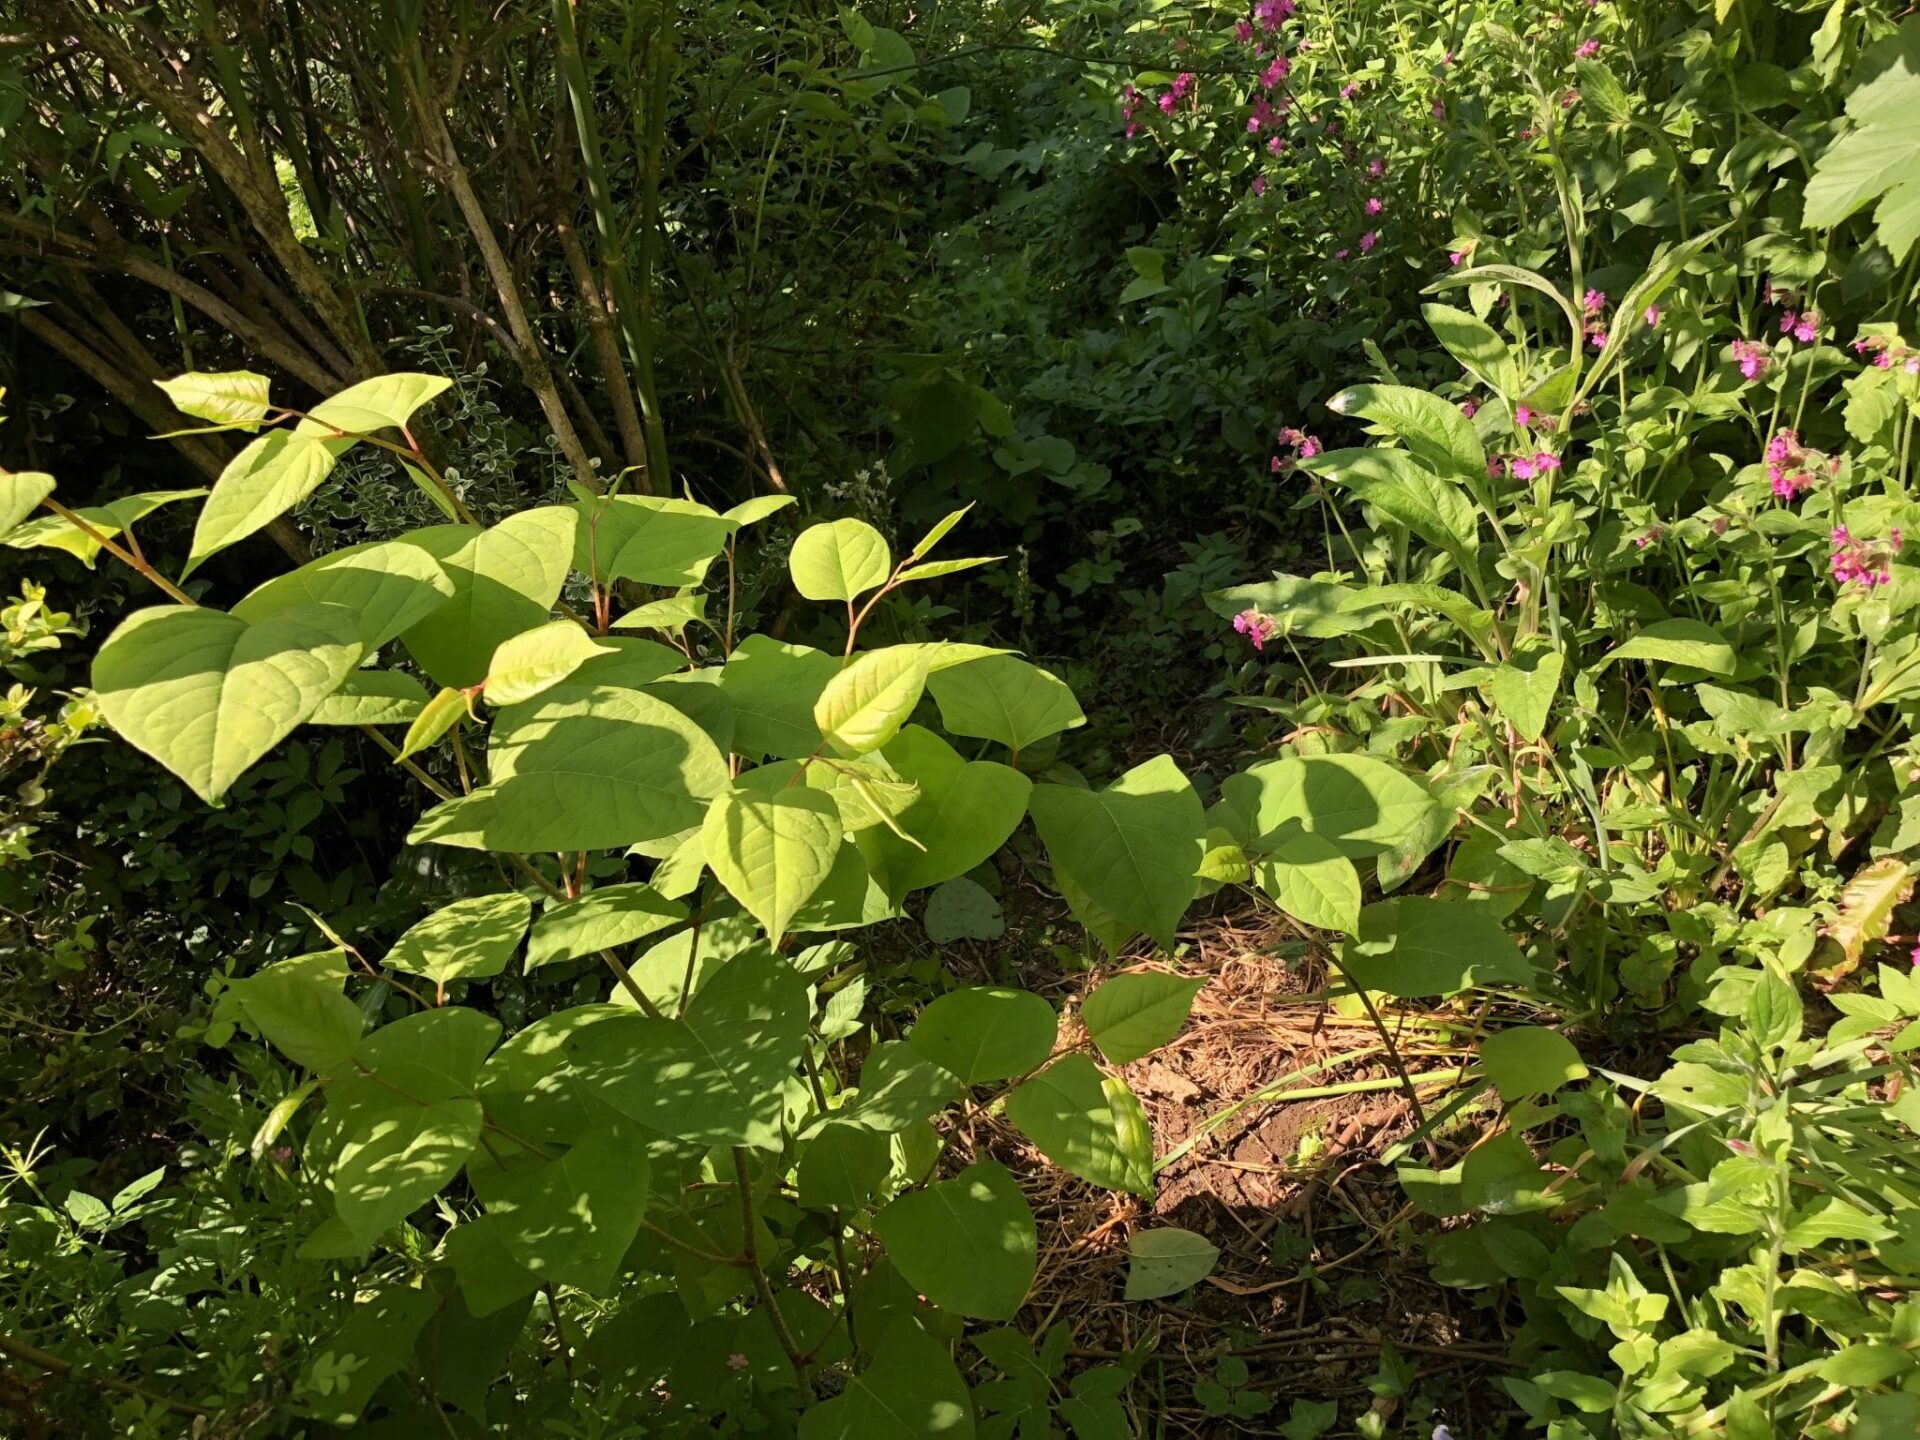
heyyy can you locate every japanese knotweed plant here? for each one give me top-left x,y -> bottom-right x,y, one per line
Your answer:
0,366 -> 1468,1431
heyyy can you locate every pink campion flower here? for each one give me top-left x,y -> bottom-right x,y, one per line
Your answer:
1359,230 -> 1378,253
1432,97 -> 1446,118
1158,91 -> 1177,112
1261,55 -> 1291,88
1644,305 -> 1662,327
1487,457 -> 1505,479
1532,451 -> 1562,472
1515,404 -> 1533,428
1575,38 -> 1601,58
1251,175 -> 1268,196
1365,196 -> 1383,215
1335,247 -> 1350,260
1519,127 -> 1535,140
1232,608 -> 1282,651
1511,454 -> 1539,480
1268,134 -> 1287,154
1235,19 -> 1254,42
1582,288 -> 1607,316
1587,321 -> 1609,350
1911,942 -> 1920,968
1792,312 -> 1818,344
1730,339 -> 1771,380
1254,0 -> 1294,30
1249,96 -> 1278,131
1340,82 -> 1359,100
1634,526 -> 1662,549
1443,50 -> 1457,66
1765,429 -> 1835,502
1830,525 -> 1902,588
1300,435 -> 1322,458
1448,249 -> 1464,266
1367,157 -> 1386,178
1460,398 -> 1478,418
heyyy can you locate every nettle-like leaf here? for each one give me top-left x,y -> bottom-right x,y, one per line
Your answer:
1803,17 -> 1920,260
154,369 -> 272,429
909,986 -> 1057,1084
1030,754 -> 1205,951
789,517 -> 892,601
398,508 -> 578,687
93,602 -> 363,804
5,489 -> 206,568
703,786 -> 844,938
574,489 -> 738,587
1082,972 -> 1205,1066
856,726 -> 1032,897
925,653 -> 1086,755
383,893 -> 533,990
1303,448 -> 1480,560
815,646 -> 931,755
873,1160 -> 1037,1320
1005,1053 -> 1154,1196
231,538 -> 454,649
564,949 -> 809,1149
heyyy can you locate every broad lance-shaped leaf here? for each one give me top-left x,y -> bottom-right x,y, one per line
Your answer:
1325,382 -> 1487,482
92,602 -> 363,805
702,786 -> 843,938
1302,448 -> 1479,558
398,508 -> 578,687
925,652 -> 1085,754
815,646 -> 930,755
564,949 -> 809,1149
231,539 -> 454,649
4,489 -> 205,567
873,1160 -> 1036,1320
1029,754 -> 1205,950
383,893 -> 533,989
1821,858 -> 1915,979
1602,619 -> 1736,677
154,370 -> 272,429
789,517 -> 891,601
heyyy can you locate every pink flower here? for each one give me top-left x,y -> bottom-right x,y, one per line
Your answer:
1432,98 -> 1446,119
1764,429 -> 1834,502
1831,526 -> 1901,588
1359,230 -> 1378,252
1158,91 -> 1177,113
1235,19 -> 1254,42
1365,197 -> 1383,215
1448,249 -> 1464,266
1514,405 -> 1533,428
1633,526 -> 1661,549
1268,134 -> 1286,154
1254,0 -> 1294,31
1460,398 -> 1478,418
1511,455 -> 1538,480
1575,39 -> 1600,58
1582,289 -> 1607,316
1911,943 -> 1920,968
1792,311 -> 1818,344
1587,322 -> 1609,350
1367,157 -> 1385,178
1261,56 -> 1291,89
1233,608 -> 1281,651
1730,339 -> 1771,381
1335,247 -> 1350,260
1532,451 -> 1561,472
1340,82 -> 1360,100
1251,175 -> 1268,196
1271,427 -> 1322,473
1249,96 -> 1278,131
1643,305 -> 1661,327
1443,50 -> 1456,66
1560,90 -> 1579,109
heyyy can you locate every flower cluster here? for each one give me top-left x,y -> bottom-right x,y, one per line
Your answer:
1582,288 -> 1609,349
1270,425 -> 1323,473
1730,339 -> 1771,381
1763,429 -> 1836,503
1232,608 -> 1281,650
1253,0 -> 1295,29
1575,38 -> 1601,59
1159,72 -> 1198,113
1505,451 -> 1563,481
1778,309 -> 1819,345
1831,526 -> 1901,589
1853,335 -> 1920,374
